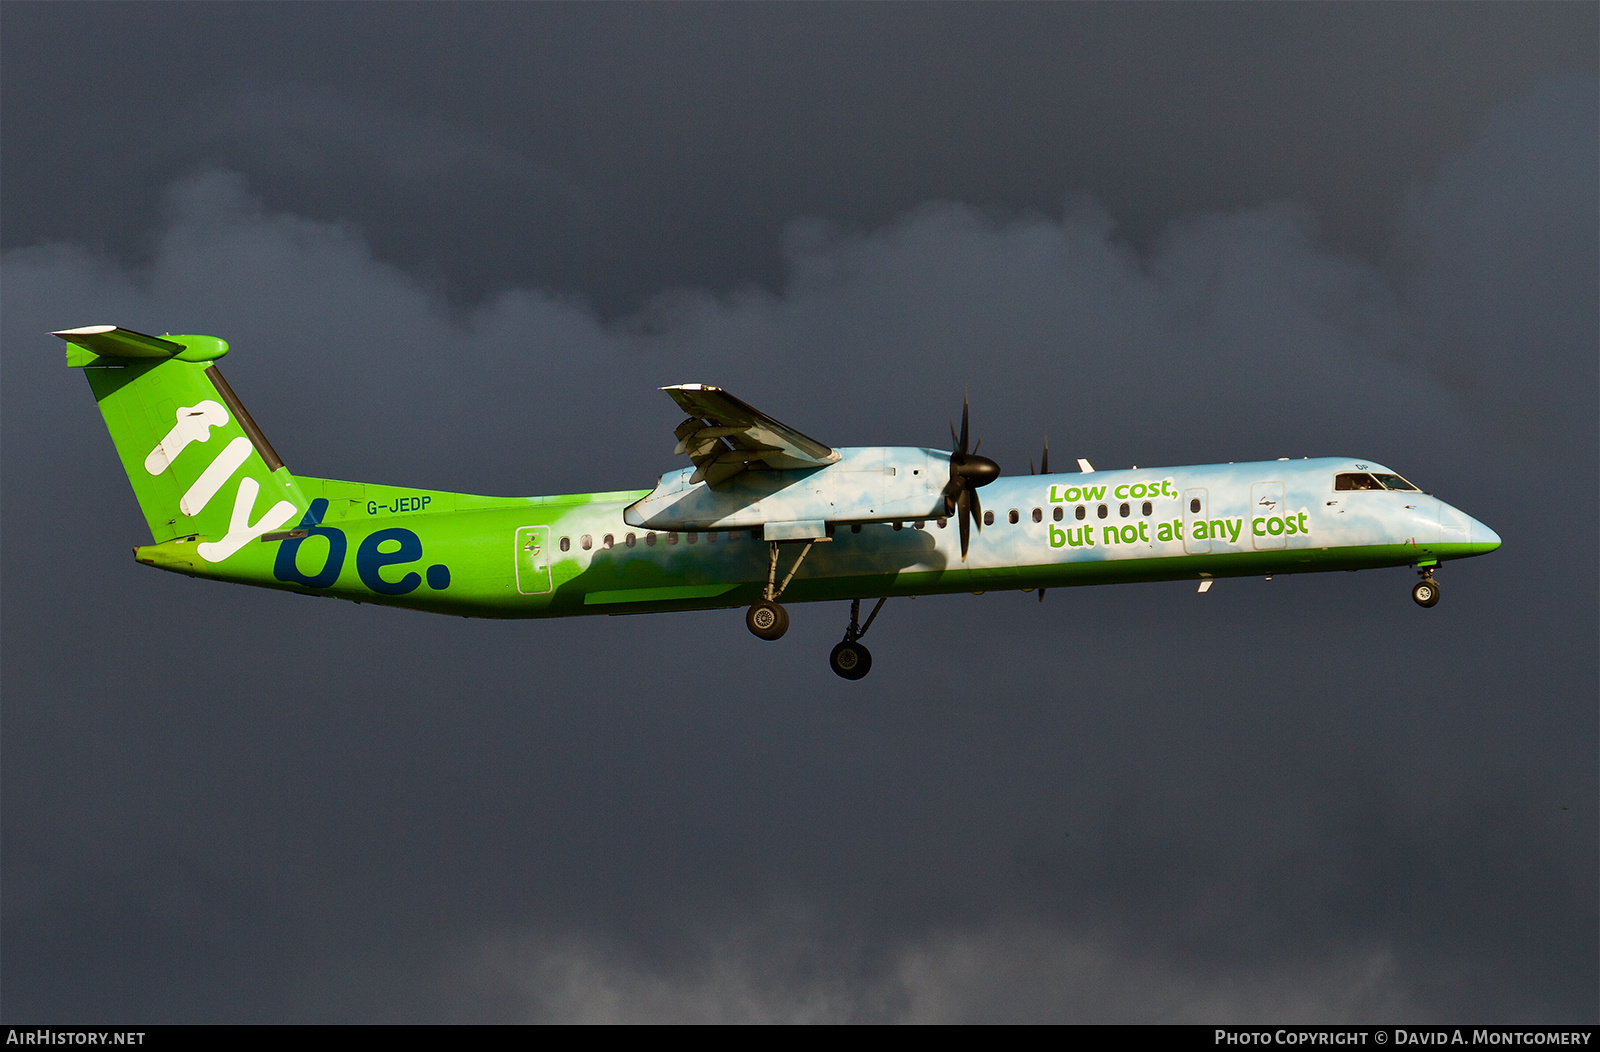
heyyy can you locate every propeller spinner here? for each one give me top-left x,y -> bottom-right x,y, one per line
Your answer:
944,392 -> 1001,560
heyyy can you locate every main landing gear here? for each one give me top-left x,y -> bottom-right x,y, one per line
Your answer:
829,597 -> 887,680
746,599 -> 789,640
745,539 -> 817,642
1412,567 -> 1441,608
743,540 -> 887,679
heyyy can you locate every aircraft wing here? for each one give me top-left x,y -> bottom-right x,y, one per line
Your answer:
663,384 -> 840,487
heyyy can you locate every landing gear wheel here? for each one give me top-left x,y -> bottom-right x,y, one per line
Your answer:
747,600 -> 789,640
829,640 -> 872,680
1412,578 -> 1440,608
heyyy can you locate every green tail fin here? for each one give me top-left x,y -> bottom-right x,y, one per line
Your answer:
57,326 -> 305,560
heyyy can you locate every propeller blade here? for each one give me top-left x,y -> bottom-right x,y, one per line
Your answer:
958,488 -> 971,560
959,393 -> 970,455
1041,437 -> 1049,475
1038,587 -> 1047,602
970,487 -> 983,533
1029,456 -> 1036,476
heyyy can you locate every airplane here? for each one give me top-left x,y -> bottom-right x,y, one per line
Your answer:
54,324 -> 1502,680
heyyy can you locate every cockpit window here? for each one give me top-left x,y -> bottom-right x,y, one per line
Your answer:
1335,472 -> 1419,492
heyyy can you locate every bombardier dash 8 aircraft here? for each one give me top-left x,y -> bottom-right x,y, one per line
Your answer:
57,325 -> 1501,679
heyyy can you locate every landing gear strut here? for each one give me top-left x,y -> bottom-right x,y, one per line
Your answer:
745,540 -> 817,641
1412,567 -> 1441,608
829,597 -> 887,680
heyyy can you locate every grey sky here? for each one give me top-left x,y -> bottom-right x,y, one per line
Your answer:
4,3 -> 1594,312
2,4 -> 1595,1022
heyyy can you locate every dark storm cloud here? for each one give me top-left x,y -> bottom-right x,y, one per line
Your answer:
3,3 -> 1594,313
1397,76 -> 1600,458
2,6 -> 1594,1024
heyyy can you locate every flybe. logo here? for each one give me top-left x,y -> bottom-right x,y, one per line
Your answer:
146,400 -> 296,562
273,500 -> 451,595
149,401 -> 452,593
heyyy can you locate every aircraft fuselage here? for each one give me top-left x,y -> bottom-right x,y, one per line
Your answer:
134,452 -> 1499,618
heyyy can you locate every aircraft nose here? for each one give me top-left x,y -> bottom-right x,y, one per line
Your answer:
1470,517 -> 1502,553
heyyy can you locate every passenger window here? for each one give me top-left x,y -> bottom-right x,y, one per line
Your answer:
1008,509 -> 1019,524
580,535 -> 592,550
667,532 -> 678,544
1032,508 -> 1042,523
705,531 -> 717,542
1334,472 -> 1383,491
646,532 -> 657,547
937,517 -> 947,528
893,522 -> 903,531
687,531 -> 698,544
1119,502 -> 1129,518
1075,506 -> 1086,521
1142,501 -> 1152,516
560,536 -> 571,552
626,533 -> 636,548
1097,505 -> 1108,519
1053,507 -> 1064,522
914,520 -> 926,530
851,524 -> 862,533
983,511 -> 995,526
1190,498 -> 1201,513
602,534 -> 614,549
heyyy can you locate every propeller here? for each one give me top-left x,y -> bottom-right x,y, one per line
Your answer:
943,392 -> 1001,560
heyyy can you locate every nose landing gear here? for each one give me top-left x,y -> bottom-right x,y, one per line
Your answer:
830,597 -> 887,680
1412,568 -> 1441,608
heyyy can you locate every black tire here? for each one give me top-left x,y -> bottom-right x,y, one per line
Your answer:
747,600 -> 789,640
1412,578 -> 1440,608
829,640 -> 872,680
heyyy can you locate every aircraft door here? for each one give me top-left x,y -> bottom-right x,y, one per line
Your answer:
1250,481 -> 1287,550
515,526 -> 553,594
1183,488 -> 1211,554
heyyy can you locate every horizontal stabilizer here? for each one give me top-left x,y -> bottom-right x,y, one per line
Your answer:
53,326 -> 229,365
